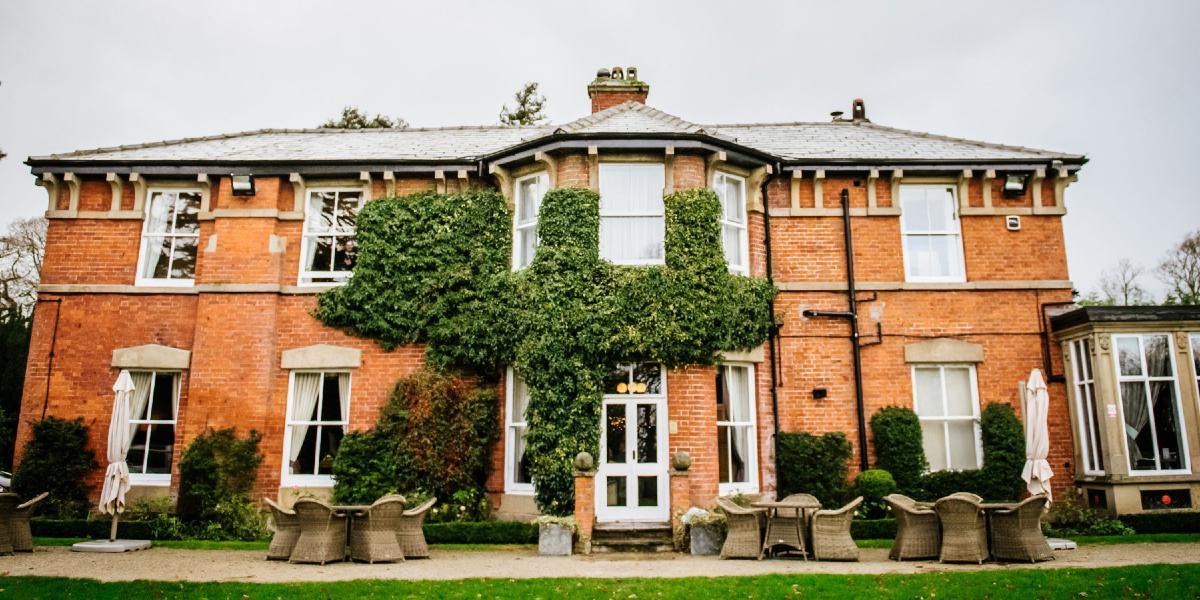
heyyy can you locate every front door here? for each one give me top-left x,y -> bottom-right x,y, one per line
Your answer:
596,363 -> 669,522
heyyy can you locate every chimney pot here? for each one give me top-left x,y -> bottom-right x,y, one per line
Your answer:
596,68 -> 611,79
611,66 -> 625,80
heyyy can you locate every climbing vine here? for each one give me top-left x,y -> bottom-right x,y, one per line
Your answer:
317,185 -> 776,515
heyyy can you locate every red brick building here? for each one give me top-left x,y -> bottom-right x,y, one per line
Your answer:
18,67 -> 1094,524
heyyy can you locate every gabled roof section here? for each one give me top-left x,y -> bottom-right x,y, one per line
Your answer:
555,101 -> 730,140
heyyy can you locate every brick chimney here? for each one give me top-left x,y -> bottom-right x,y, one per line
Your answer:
587,66 -> 650,113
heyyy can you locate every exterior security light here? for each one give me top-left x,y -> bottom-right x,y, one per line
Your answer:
1002,173 -> 1028,197
231,174 -> 256,196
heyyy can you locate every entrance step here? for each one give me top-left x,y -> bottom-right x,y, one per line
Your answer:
592,521 -> 674,553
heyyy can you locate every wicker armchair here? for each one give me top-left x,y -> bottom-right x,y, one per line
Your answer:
950,492 -> 984,503
264,497 -> 300,561
9,492 -> 48,552
811,496 -> 862,561
990,495 -> 1053,563
714,496 -> 765,559
884,494 -> 940,561
934,496 -> 988,564
398,497 -> 436,558
0,493 -> 17,555
289,498 -> 348,565
350,495 -> 407,563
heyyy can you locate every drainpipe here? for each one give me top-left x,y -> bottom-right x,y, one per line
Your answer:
36,297 -> 63,420
761,165 -> 782,488
801,189 -> 870,471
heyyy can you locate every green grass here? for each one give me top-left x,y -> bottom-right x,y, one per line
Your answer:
32,537 -> 534,552
851,532 -> 1200,549
2,565 -> 1198,599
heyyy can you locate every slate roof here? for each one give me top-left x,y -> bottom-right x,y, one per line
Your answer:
1050,306 -> 1200,331
28,101 -> 1084,165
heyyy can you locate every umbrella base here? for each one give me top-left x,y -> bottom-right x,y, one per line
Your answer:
71,539 -> 152,553
1048,538 -> 1077,550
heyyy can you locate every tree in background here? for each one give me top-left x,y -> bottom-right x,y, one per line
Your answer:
321,106 -> 407,129
1157,229 -> 1200,305
499,82 -> 548,126
0,216 -> 46,469
1087,258 -> 1152,305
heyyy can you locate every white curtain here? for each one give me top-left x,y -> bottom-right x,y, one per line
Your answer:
127,372 -> 153,441
725,366 -> 750,482
337,373 -> 350,422
141,193 -> 172,277
289,374 -> 322,470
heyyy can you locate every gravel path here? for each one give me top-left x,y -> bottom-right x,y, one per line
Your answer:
2,544 -> 1199,583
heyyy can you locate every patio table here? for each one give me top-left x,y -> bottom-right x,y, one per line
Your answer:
329,505 -> 371,557
979,502 -> 1019,558
752,497 -> 822,560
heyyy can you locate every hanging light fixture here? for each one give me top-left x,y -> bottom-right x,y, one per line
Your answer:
1002,173 -> 1028,197
230,174 -> 256,196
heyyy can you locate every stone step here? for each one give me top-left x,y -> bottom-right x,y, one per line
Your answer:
592,521 -> 674,553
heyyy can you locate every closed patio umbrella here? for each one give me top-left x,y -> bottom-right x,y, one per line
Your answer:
1021,369 -> 1054,502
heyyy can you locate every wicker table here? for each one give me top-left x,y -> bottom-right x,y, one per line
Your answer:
979,502 -> 1019,558
329,505 -> 371,555
752,497 -> 822,560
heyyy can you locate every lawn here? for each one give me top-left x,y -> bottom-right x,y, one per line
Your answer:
1,564 -> 1197,599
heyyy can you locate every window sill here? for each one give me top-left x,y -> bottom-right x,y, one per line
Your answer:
129,475 -> 171,487
504,485 -> 535,496
904,276 -> 967,284
134,279 -> 195,288
281,475 -> 335,488
719,483 -> 759,497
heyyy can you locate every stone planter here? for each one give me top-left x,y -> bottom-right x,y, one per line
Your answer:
689,523 -> 725,555
538,523 -> 574,556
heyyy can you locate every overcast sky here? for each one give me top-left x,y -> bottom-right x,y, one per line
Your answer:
2,0 -> 1197,297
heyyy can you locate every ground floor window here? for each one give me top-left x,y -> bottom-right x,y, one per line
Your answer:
1071,338 -> 1105,474
716,364 -> 757,494
913,364 -> 981,471
1114,333 -> 1188,473
284,371 -> 350,485
505,369 -> 533,494
127,371 -> 179,484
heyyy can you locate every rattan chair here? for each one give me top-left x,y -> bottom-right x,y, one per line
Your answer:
714,496 -> 765,559
884,494 -> 940,560
0,493 -> 17,555
264,497 -> 300,561
350,495 -> 406,563
811,496 -> 863,561
934,495 -> 988,564
289,498 -> 348,565
761,493 -> 819,559
398,497 -> 436,559
950,492 -> 984,503
9,492 -> 48,552
990,495 -> 1053,563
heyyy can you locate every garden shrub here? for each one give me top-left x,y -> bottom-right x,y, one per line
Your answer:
318,187 -> 775,515
11,417 -> 99,517
918,469 -> 984,501
1119,511 -> 1200,534
850,518 -> 897,540
852,469 -> 897,519
177,428 -> 266,540
1044,498 -> 1134,537
869,406 -> 926,495
330,430 -> 403,504
978,403 -> 1026,501
776,432 -> 852,506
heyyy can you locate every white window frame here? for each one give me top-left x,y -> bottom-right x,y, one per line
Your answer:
714,172 -> 750,275
717,363 -> 758,495
127,371 -> 180,486
297,187 -> 364,287
1112,333 -> 1190,476
135,188 -> 203,287
504,368 -> 534,494
598,162 -> 666,266
1190,333 -> 1200,412
1070,338 -> 1105,476
281,370 -> 352,487
911,364 -> 982,471
511,172 -> 548,271
899,184 -> 967,283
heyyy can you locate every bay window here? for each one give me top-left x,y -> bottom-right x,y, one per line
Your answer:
913,364 -> 981,471
283,371 -> 350,485
512,172 -> 548,270
716,364 -> 757,493
598,163 -> 665,264
300,189 -> 361,285
126,371 -> 179,485
899,185 -> 965,282
1114,334 -> 1188,473
714,172 -> 749,274
1071,338 -> 1105,475
137,189 -> 201,285
505,369 -> 533,493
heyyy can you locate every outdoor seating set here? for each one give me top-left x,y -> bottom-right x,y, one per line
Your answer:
264,495 -> 437,565
0,492 -> 49,555
885,493 -> 1053,563
716,494 -> 865,561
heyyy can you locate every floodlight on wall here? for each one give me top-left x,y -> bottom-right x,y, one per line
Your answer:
231,174 -> 256,196
1002,173 -> 1028,197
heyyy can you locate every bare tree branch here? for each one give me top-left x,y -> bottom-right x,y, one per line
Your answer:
1097,258 -> 1151,305
1157,229 -> 1200,305
0,216 -> 47,321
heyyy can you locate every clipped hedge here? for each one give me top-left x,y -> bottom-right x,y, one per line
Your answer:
1119,511 -> 1200,534
978,403 -> 1025,501
850,518 -> 897,540
777,431 -> 852,506
869,406 -> 926,495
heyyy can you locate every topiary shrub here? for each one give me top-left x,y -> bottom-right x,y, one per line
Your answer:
330,430 -> 404,505
12,417 -> 99,517
776,432 -> 852,506
918,469 -> 984,501
869,406 -> 926,496
177,428 -> 266,540
978,402 -> 1026,501
852,469 -> 897,519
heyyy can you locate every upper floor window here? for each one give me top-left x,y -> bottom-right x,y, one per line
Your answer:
714,172 -> 748,274
300,189 -> 361,285
900,185 -> 965,282
137,189 -> 201,286
513,172 -> 548,270
1114,334 -> 1188,473
283,371 -> 350,486
913,364 -> 981,471
1071,338 -> 1105,475
127,371 -> 180,485
599,163 -> 665,265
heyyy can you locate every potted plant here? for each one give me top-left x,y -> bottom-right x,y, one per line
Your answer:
533,515 -> 576,556
681,507 -> 726,555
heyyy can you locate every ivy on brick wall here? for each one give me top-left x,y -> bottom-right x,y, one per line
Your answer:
317,186 -> 776,515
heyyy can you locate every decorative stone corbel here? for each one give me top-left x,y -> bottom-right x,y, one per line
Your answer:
1030,167 -> 1047,214
534,151 -> 559,189
62,172 -> 81,216
813,169 -> 826,209
288,172 -> 306,214
130,172 -> 148,212
106,172 -> 124,212
790,170 -> 802,210
704,150 -> 727,188
746,165 -> 770,213
1052,165 -> 1076,211
39,172 -> 61,216
663,146 -> 675,194
359,171 -> 373,202
981,169 -> 996,209
488,163 -> 514,203
957,169 -> 973,213
587,146 -> 599,191
434,170 -> 446,194
866,168 -> 880,211
382,171 -> 396,197
889,169 -> 904,209
196,173 -> 213,216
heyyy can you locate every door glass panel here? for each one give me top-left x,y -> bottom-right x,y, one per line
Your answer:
637,404 -> 657,463
606,404 -> 627,463
637,476 -> 658,507
606,476 -> 627,507
632,363 -> 661,394
604,366 -> 629,394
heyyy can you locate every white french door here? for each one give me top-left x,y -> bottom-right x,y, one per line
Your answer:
596,364 -> 669,522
